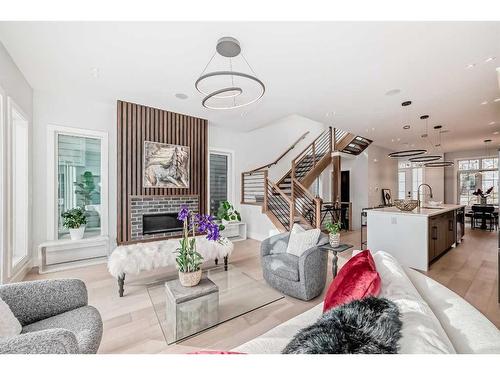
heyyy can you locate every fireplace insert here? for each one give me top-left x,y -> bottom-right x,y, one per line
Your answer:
143,213 -> 183,235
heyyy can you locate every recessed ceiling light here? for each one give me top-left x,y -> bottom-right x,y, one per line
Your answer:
481,101 -> 488,105
489,121 -> 496,125
466,63 -> 476,69
325,111 -> 335,117
175,93 -> 188,100
397,138 -> 401,142
403,125 -> 410,130
373,158 -> 378,163
385,89 -> 401,96
494,98 -> 500,103
485,57 -> 496,63
90,67 -> 99,78
371,127 -> 375,131
391,139 -> 395,142
493,131 -> 499,135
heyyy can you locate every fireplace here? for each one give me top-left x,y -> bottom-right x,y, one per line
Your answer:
142,213 -> 183,235
129,195 -> 199,242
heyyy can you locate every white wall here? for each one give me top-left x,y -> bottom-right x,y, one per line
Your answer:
367,145 -> 399,207
0,41 -> 33,282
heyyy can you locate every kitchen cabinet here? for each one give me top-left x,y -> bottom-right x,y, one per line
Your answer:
428,210 -> 456,262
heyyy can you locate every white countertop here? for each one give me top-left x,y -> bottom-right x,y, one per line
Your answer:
368,204 -> 465,217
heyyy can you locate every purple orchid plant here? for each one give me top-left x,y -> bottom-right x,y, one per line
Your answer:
175,205 -> 221,273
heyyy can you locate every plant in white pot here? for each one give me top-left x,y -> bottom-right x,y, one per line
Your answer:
216,201 -> 241,230
175,205 -> 221,287
61,207 -> 87,240
325,220 -> 342,248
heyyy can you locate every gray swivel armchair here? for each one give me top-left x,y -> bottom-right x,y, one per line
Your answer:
0,279 -> 103,354
261,231 -> 329,301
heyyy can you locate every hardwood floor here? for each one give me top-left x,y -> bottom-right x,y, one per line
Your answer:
23,228 -> 499,353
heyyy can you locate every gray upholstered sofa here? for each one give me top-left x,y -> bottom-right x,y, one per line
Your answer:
0,279 -> 103,354
261,231 -> 329,301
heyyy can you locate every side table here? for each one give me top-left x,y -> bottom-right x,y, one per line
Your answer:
165,276 -> 219,344
319,243 -> 353,278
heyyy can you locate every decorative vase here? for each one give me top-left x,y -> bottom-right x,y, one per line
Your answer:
69,225 -> 85,240
480,197 -> 487,205
329,233 -> 340,248
178,269 -> 202,287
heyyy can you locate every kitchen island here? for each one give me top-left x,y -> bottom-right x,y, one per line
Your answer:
367,204 -> 465,271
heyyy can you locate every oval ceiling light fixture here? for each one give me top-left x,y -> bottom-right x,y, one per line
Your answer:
388,149 -> 427,158
409,155 -> 442,162
195,36 -> 265,110
175,93 -> 188,100
425,161 -> 454,168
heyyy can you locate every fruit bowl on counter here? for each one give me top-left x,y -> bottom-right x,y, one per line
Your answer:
393,199 -> 419,212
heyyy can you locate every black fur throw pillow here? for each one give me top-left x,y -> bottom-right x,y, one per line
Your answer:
282,297 -> 402,354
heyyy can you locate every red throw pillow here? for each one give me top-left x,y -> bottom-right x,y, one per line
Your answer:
323,250 -> 381,313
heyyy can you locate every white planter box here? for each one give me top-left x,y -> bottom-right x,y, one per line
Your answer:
221,222 -> 247,242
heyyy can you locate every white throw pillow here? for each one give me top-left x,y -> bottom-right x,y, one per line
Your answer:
372,251 -> 456,354
0,296 -> 22,338
286,224 -> 321,257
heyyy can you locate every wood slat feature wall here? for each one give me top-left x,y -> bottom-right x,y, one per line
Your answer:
117,100 -> 208,244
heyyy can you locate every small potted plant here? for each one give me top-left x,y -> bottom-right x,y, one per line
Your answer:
175,205 -> 221,287
216,201 -> 241,230
61,207 -> 87,240
325,220 -> 342,248
472,187 -> 493,205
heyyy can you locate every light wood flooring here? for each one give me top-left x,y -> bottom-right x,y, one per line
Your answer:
23,228 -> 499,353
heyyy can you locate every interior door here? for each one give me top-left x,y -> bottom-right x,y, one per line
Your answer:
340,171 -> 350,202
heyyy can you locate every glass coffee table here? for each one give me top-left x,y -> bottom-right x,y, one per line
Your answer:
319,243 -> 353,278
147,265 -> 284,344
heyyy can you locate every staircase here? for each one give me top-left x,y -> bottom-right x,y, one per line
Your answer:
241,127 -> 372,232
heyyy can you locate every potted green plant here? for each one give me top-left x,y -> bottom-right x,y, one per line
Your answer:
216,201 -> 241,230
325,220 -> 342,248
175,205 -> 221,287
61,207 -> 87,240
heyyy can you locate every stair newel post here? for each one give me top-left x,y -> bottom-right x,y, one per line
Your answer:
241,172 -> 245,204
314,197 -> 322,229
263,170 -> 268,212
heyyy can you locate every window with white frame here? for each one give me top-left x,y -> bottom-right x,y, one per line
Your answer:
398,171 -> 406,199
209,150 -> 233,216
398,162 -> 424,200
48,126 -> 108,240
457,156 -> 498,206
412,167 -> 423,199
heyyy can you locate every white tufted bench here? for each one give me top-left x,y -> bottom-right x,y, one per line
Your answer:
108,237 -> 233,297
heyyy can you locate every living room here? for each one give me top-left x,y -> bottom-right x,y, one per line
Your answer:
0,1 -> 499,372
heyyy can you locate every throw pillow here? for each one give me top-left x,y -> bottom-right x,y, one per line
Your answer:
282,297 -> 402,354
286,224 -> 321,257
323,250 -> 381,312
0,296 -> 22,338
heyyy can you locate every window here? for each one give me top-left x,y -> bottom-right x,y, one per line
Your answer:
48,126 -> 108,240
398,171 -> 406,199
457,156 -> 498,206
412,167 -> 423,199
57,134 -> 102,239
209,150 -> 233,216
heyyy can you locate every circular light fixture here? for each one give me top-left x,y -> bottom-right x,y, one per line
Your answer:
420,115 -> 429,120
403,125 -> 410,130
401,100 -> 412,106
195,37 -> 265,110
433,125 -> 443,130
484,139 -> 492,143
388,149 -> 427,158
425,161 -> 454,168
175,93 -> 188,100
409,155 -> 442,162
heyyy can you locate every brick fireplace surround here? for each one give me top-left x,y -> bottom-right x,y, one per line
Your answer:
129,195 -> 199,242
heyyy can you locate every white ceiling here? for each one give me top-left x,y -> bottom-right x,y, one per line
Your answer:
0,21 -> 499,152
